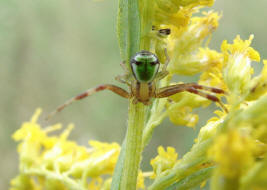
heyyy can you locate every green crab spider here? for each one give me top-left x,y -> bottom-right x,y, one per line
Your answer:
47,50 -> 227,119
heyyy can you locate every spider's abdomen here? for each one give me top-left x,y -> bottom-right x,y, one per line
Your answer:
130,50 -> 160,83
131,81 -> 156,105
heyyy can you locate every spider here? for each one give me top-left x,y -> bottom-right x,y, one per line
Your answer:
46,50 -> 227,119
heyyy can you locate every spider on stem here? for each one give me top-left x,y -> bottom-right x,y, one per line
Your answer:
46,48 -> 227,120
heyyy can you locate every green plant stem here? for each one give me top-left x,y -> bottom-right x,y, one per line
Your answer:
117,0 -> 140,68
166,166 -> 215,190
24,168 -> 86,190
142,99 -> 168,149
140,0 -> 154,51
142,75 -> 170,149
120,100 -> 146,190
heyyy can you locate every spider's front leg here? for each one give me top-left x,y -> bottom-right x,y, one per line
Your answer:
46,84 -> 130,120
115,61 -> 132,86
156,83 -> 228,112
155,49 -> 170,81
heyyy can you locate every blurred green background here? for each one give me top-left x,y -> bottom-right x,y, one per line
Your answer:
0,0 -> 266,189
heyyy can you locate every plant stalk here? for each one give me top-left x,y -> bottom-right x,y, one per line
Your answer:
120,100 -> 146,190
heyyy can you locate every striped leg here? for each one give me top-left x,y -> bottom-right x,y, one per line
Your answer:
156,84 -> 228,112
158,83 -> 225,95
46,84 -> 130,120
181,83 -> 225,94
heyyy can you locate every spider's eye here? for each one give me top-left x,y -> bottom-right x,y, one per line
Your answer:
150,61 -> 158,66
135,61 -> 142,65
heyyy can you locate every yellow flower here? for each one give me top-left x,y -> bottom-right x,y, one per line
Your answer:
137,171 -> 145,189
67,140 -> 120,178
150,146 -> 178,178
197,110 -> 226,143
10,174 -> 38,190
154,6 -> 193,28
167,85 -> 218,128
42,124 -> 90,173
156,0 -> 214,12
11,109 -> 121,190
198,48 -> 227,91
209,130 -> 256,178
12,108 -> 47,167
168,105 -> 199,128
168,11 -> 221,75
221,35 -> 260,61
88,177 -> 103,190
222,35 -> 260,98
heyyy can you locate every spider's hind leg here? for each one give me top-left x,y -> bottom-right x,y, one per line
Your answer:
156,84 -> 228,113
183,83 -> 226,94
186,87 -> 228,113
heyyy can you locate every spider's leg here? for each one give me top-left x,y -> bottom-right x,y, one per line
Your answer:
46,84 -> 130,120
156,84 -> 228,112
115,61 -> 132,86
164,48 -> 170,67
155,49 -> 170,80
185,88 -> 228,113
115,74 -> 131,86
155,70 -> 169,81
156,84 -> 188,98
120,61 -> 130,73
181,83 -> 225,94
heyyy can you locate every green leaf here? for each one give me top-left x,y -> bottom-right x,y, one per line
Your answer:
110,140 -> 126,190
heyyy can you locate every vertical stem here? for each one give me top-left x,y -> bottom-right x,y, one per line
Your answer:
120,100 -> 146,190
140,0 -> 154,51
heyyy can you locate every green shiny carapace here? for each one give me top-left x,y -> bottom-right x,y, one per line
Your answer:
130,50 -> 160,83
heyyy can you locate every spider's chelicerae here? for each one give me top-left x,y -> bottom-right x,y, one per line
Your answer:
47,50 -> 227,119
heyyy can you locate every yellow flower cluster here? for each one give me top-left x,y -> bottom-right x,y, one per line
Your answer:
150,146 -> 179,178
165,31 -> 266,128
144,0 -> 267,188
10,109 -> 145,190
168,11 -> 221,75
222,35 -> 260,98
141,0 -> 225,128
209,130 -> 256,178
162,11 -> 224,127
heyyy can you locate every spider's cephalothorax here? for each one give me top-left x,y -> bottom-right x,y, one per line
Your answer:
130,50 -> 160,83
47,50 -> 227,119
129,50 -> 162,105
